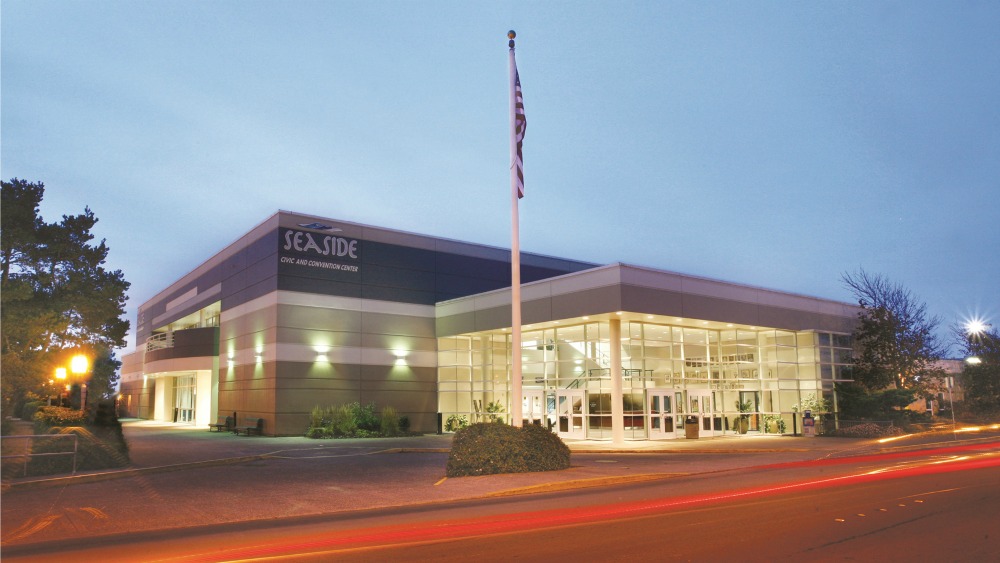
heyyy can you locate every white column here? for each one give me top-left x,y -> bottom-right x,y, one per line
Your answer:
610,318 -> 625,446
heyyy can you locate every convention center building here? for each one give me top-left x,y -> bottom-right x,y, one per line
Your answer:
120,211 -> 859,440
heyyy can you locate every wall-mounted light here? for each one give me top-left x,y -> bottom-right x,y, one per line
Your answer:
393,349 -> 408,367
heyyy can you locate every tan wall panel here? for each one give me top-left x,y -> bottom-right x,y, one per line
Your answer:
359,364 -> 437,390
360,333 -> 437,352
220,308 -> 278,341
361,311 -> 436,338
278,305 -> 362,331
275,326 -> 363,348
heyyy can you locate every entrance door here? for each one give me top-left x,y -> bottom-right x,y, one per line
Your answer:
556,389 -> 586,440
647,389 -> 680,439
522,390 -> 545,427
174,375 -> 196,424
689,390 -> 717,437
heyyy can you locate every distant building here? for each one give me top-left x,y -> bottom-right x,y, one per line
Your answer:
906,359 -> 965,415
120,211 -> 860,440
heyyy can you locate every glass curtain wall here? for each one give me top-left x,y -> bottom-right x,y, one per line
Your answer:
438,320 -> 852,440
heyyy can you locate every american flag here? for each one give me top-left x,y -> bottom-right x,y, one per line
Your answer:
513,69 -> 526,199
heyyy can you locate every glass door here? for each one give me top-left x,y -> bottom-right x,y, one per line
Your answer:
522,390 -> 545,427
173,375 -> 196,424
689,390 -> 716,437
647,389 -> 679,439
556,389 -> 586,440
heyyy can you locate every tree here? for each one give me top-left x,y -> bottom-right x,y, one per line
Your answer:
841,269 -> 945,395
958,326 -> 1000,416
1,179 -> 130,413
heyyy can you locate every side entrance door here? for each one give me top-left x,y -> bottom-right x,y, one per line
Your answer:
647,389 -> 681,439
689,390 -> 717,437
556,389 -> 586,440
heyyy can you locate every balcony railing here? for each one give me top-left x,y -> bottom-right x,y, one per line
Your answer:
146,332 -> 174,352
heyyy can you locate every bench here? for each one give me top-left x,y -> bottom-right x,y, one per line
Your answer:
209,416 -> 234,432
235,417 -> 264,436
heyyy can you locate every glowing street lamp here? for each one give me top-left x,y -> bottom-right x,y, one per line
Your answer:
70,354 -> 89,375
965,319 -> 989,336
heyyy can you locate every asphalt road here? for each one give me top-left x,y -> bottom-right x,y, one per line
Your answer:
4,436 -> 997,561
333,458 -> 1000,562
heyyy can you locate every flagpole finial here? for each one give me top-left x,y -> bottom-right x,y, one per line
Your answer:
508,30 -> 516,48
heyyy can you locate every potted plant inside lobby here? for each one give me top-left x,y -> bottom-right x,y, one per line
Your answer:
734,399 -> 753,434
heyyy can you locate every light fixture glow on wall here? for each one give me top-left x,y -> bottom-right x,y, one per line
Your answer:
393,350 -> 409,367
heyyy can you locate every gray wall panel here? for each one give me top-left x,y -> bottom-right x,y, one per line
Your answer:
681,294 -> 761,326
436,311 -> 476,338
551,286 -> 622,320
619,286 -> 684,317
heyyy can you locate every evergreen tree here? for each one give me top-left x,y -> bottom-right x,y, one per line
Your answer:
1,179 -> 130,413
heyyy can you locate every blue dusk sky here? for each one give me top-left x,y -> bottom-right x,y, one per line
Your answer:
2,1 -> 998,353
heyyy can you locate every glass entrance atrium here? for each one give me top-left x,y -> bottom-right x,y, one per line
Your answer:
438,318 -> 853,440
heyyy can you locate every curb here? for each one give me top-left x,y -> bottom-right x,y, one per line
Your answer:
484,472 -> 688,497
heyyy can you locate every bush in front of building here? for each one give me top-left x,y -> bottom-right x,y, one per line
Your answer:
27,403 -> 130,476
446,422 -> 571,477
380,406 -> 400,436
826,422 -> 904,439
306,402 -> 409,438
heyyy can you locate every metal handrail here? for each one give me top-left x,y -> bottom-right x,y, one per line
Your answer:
1,434 -> 79,477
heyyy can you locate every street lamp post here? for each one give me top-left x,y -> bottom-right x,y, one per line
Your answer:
55,367 -> 67,407
946,376 -> 957,440
70,354 -> 89,412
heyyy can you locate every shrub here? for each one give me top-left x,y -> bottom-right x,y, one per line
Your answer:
329,405 -> 357,437
349,402 -> 380,432
33,406 -> 87,432
827,422 -> 904,438
20,400 -> 45,421
380,406 -> 400,436
28,404 -> 130,476
305,402 -> 416,439
446,422 -> 571,477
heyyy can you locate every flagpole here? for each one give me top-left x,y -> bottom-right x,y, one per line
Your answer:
508,30 -> 523,428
